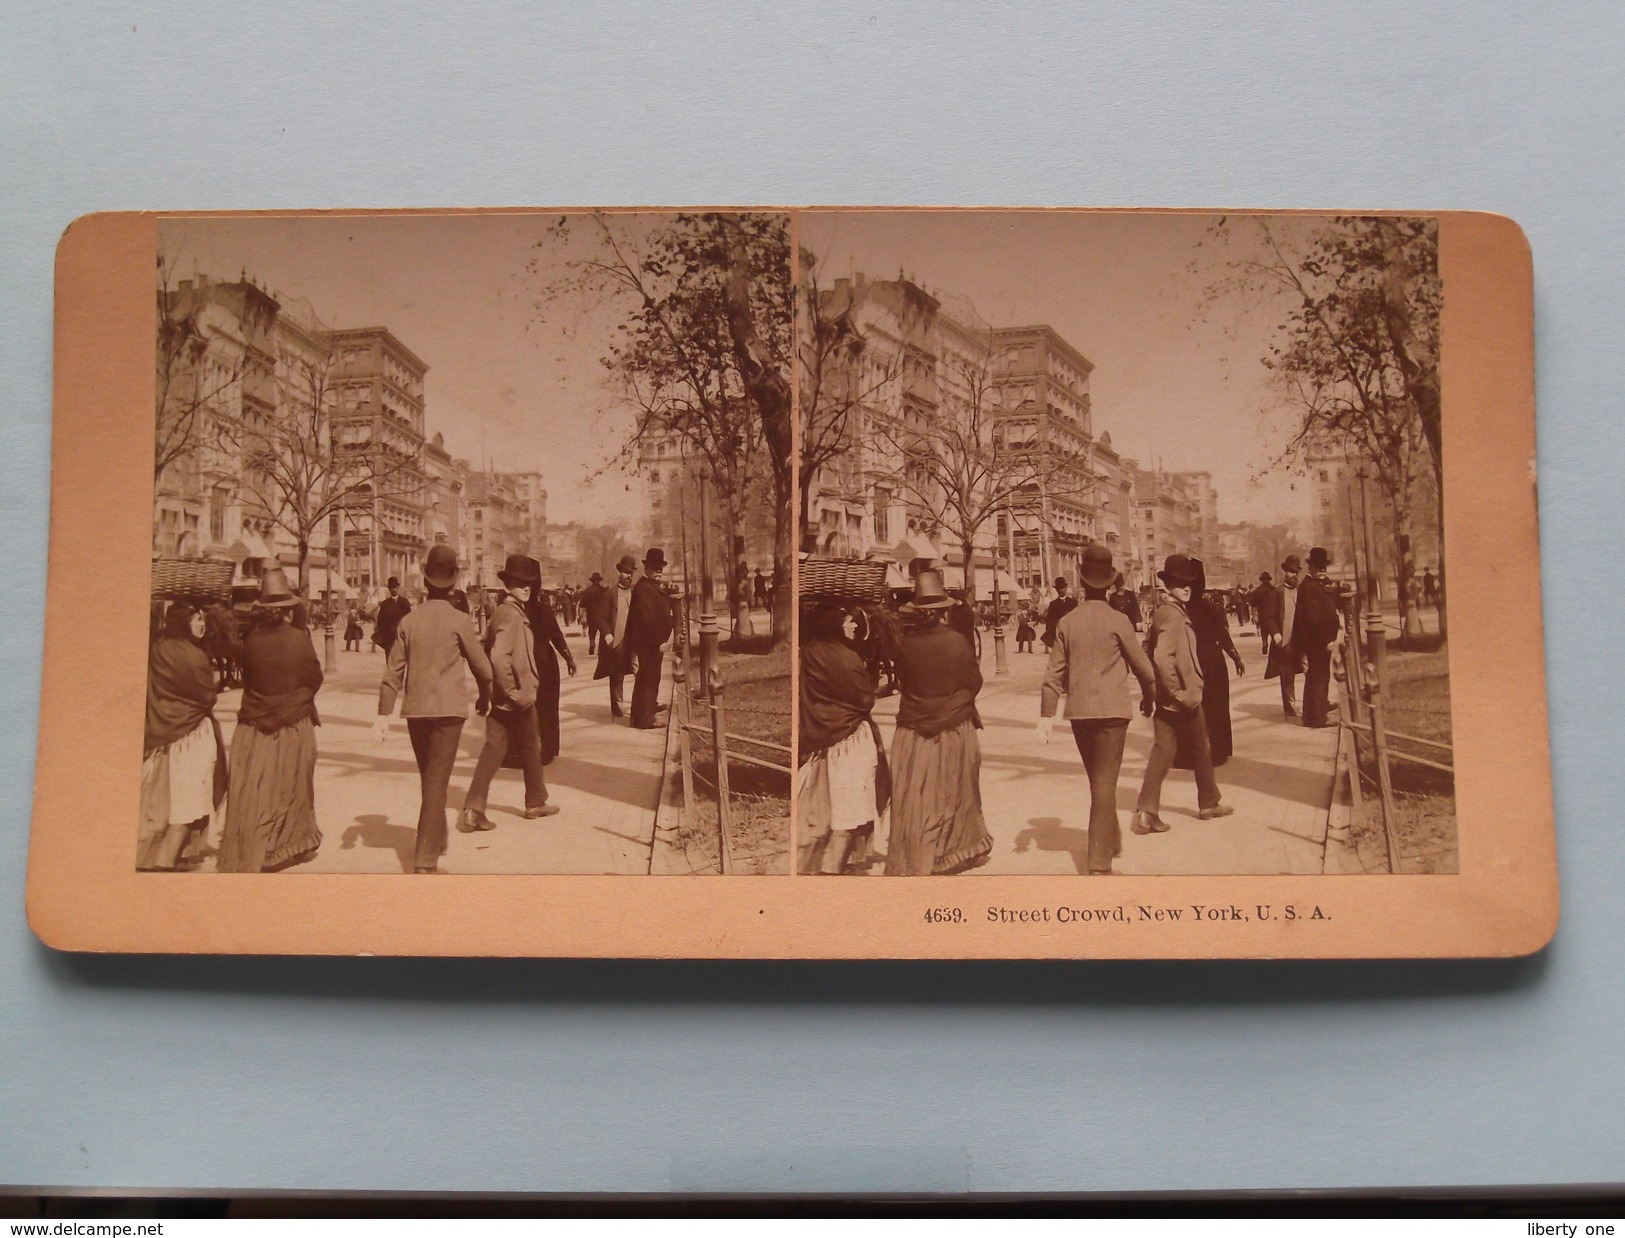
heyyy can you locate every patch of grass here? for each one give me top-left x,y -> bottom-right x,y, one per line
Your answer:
1349,646 -> 1458,873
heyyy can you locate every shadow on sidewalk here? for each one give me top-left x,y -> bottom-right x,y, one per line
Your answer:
338,814 -> 414,872
1010,816 -> 1089,874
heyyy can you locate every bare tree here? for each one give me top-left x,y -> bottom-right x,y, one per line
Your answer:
874,338 -> 1093,602
534,212 -> 792,646
796,248 -> 905,545
226,326 -> 424,598
154,253 -> 253,488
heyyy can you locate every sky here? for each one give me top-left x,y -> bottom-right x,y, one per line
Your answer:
161,209 -> 1323,534
799,209 -> 1322,528
159,212 -> 683,527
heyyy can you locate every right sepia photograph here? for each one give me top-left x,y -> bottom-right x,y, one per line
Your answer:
795,210 -> 1451,879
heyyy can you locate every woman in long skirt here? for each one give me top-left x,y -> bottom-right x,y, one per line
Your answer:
217,570 -> 325,873
138,604 -> 228,870
797,605 -> 888,875
885,571 -> 992,876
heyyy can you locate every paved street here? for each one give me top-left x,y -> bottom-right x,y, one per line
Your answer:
201,620 -> 670,875
865,620 -> 1342,876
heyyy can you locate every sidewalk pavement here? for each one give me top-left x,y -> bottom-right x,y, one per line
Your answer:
206,624 -> 669,875
865,622 -> 1341,875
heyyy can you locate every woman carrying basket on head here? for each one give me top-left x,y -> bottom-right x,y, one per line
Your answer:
797,604 -> 889,875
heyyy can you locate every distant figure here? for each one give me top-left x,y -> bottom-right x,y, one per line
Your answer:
1422,568 -> 1439,608
373,576 -> 411,657
1042,577 -> 1076,651
753,567 -> 769,610
1015,604 -> 1036,654
593,556 -> 638,719
1107,572 -> 1142,629
579,571 -> 607,655
626,548 -> 675,730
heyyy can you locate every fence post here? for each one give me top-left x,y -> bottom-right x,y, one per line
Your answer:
672,595 -> 696,826
697,467 -> 733,874
1360,469 -> 1401,873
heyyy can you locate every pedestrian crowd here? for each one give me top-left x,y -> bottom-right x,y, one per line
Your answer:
139,544 -> 677,875
798,539 -> 1361,877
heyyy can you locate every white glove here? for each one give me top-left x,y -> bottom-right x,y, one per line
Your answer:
1036,717 -> 1055,746
371,716 -> 390,744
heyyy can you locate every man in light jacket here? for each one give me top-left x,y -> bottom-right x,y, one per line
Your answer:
1133,553 -> 1234,835
373,544 -> 493,873
457,553 -> 560,831
1036,543 -> 1156,874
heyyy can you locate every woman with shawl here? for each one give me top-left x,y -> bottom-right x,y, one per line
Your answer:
1177,558 -> 1246,768
138,604 -> 228,871
885,571 -> 993,876
217,569 -> 325,873
797,604 -> 888,875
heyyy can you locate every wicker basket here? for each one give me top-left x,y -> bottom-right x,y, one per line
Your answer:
798,556 -> 888,602
151,557 -> 235,603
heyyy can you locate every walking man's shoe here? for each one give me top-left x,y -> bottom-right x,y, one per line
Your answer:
522,803 -> 562,819
1198,803 -> 1236,820
1283,704 -> 1298,718
457,808 -> 498,833
1131,810 -> 1170,835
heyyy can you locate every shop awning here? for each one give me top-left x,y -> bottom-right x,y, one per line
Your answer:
306,568 -> 355,599
941,566 -> 1020,600
889,533 -> 941,564
227,532 -> 272,563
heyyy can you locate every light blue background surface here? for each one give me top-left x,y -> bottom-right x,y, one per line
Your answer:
2,2 -> 1620,1195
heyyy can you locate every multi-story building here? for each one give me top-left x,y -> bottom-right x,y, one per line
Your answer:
1132,466 -> 1202,589
420,431 -> 466,565
462,467 -> 528,592
325,326 -> 431,596
989,325 -> 1097,591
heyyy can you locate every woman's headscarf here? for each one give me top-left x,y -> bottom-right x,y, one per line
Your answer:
160,603 -> 200,643
809,604 -> 863,648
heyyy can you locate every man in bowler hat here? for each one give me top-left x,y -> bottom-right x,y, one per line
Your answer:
458,553 -> 559,831
593,555 -> 639,718
1134,553 -> 1234,834
579,571 -> 608,655
374,575 -> 411,658
626,548 -> 675,729
1292,546 -> 1343,728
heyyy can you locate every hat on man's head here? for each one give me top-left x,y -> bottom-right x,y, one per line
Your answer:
1281,554 -> 1303,573
386,576 -> 401,590
1259,571 -> 1274,584
1053,576 -> 1068,591
423,544 -> 459,589
257,567 -> 299,608
588,572 -> 603,584
615,554 -> 638,574
904,568 -> 955,611
1308,546 -> 1331,571
644,547 -> 667,572
1079,542 -> 1116,590
1157,553 -> 1201,587
496,552 -> 540,589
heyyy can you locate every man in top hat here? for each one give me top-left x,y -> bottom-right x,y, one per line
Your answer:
374,575 -> 411,658
625,548 -> 675,729
374,544 -> 494,873
1133,553 -> 1234,834
1261,556 -> 1304,717
579,571 -> 608,656
1037,543 -> 1157,874
458,553 -> 559,831
593,555 -> 639,719
1292,546 -> 1343,729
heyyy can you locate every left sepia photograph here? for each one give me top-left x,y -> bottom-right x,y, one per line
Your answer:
146,211 -> 793,877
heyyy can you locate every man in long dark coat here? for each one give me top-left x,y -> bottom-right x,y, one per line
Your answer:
626,548 -> 675,729
579,572 -> 608,655
1248,571 -> 1279,658
1292,546 -> 1343,729
593,556 -> 638,719
374,576 -> 411,658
